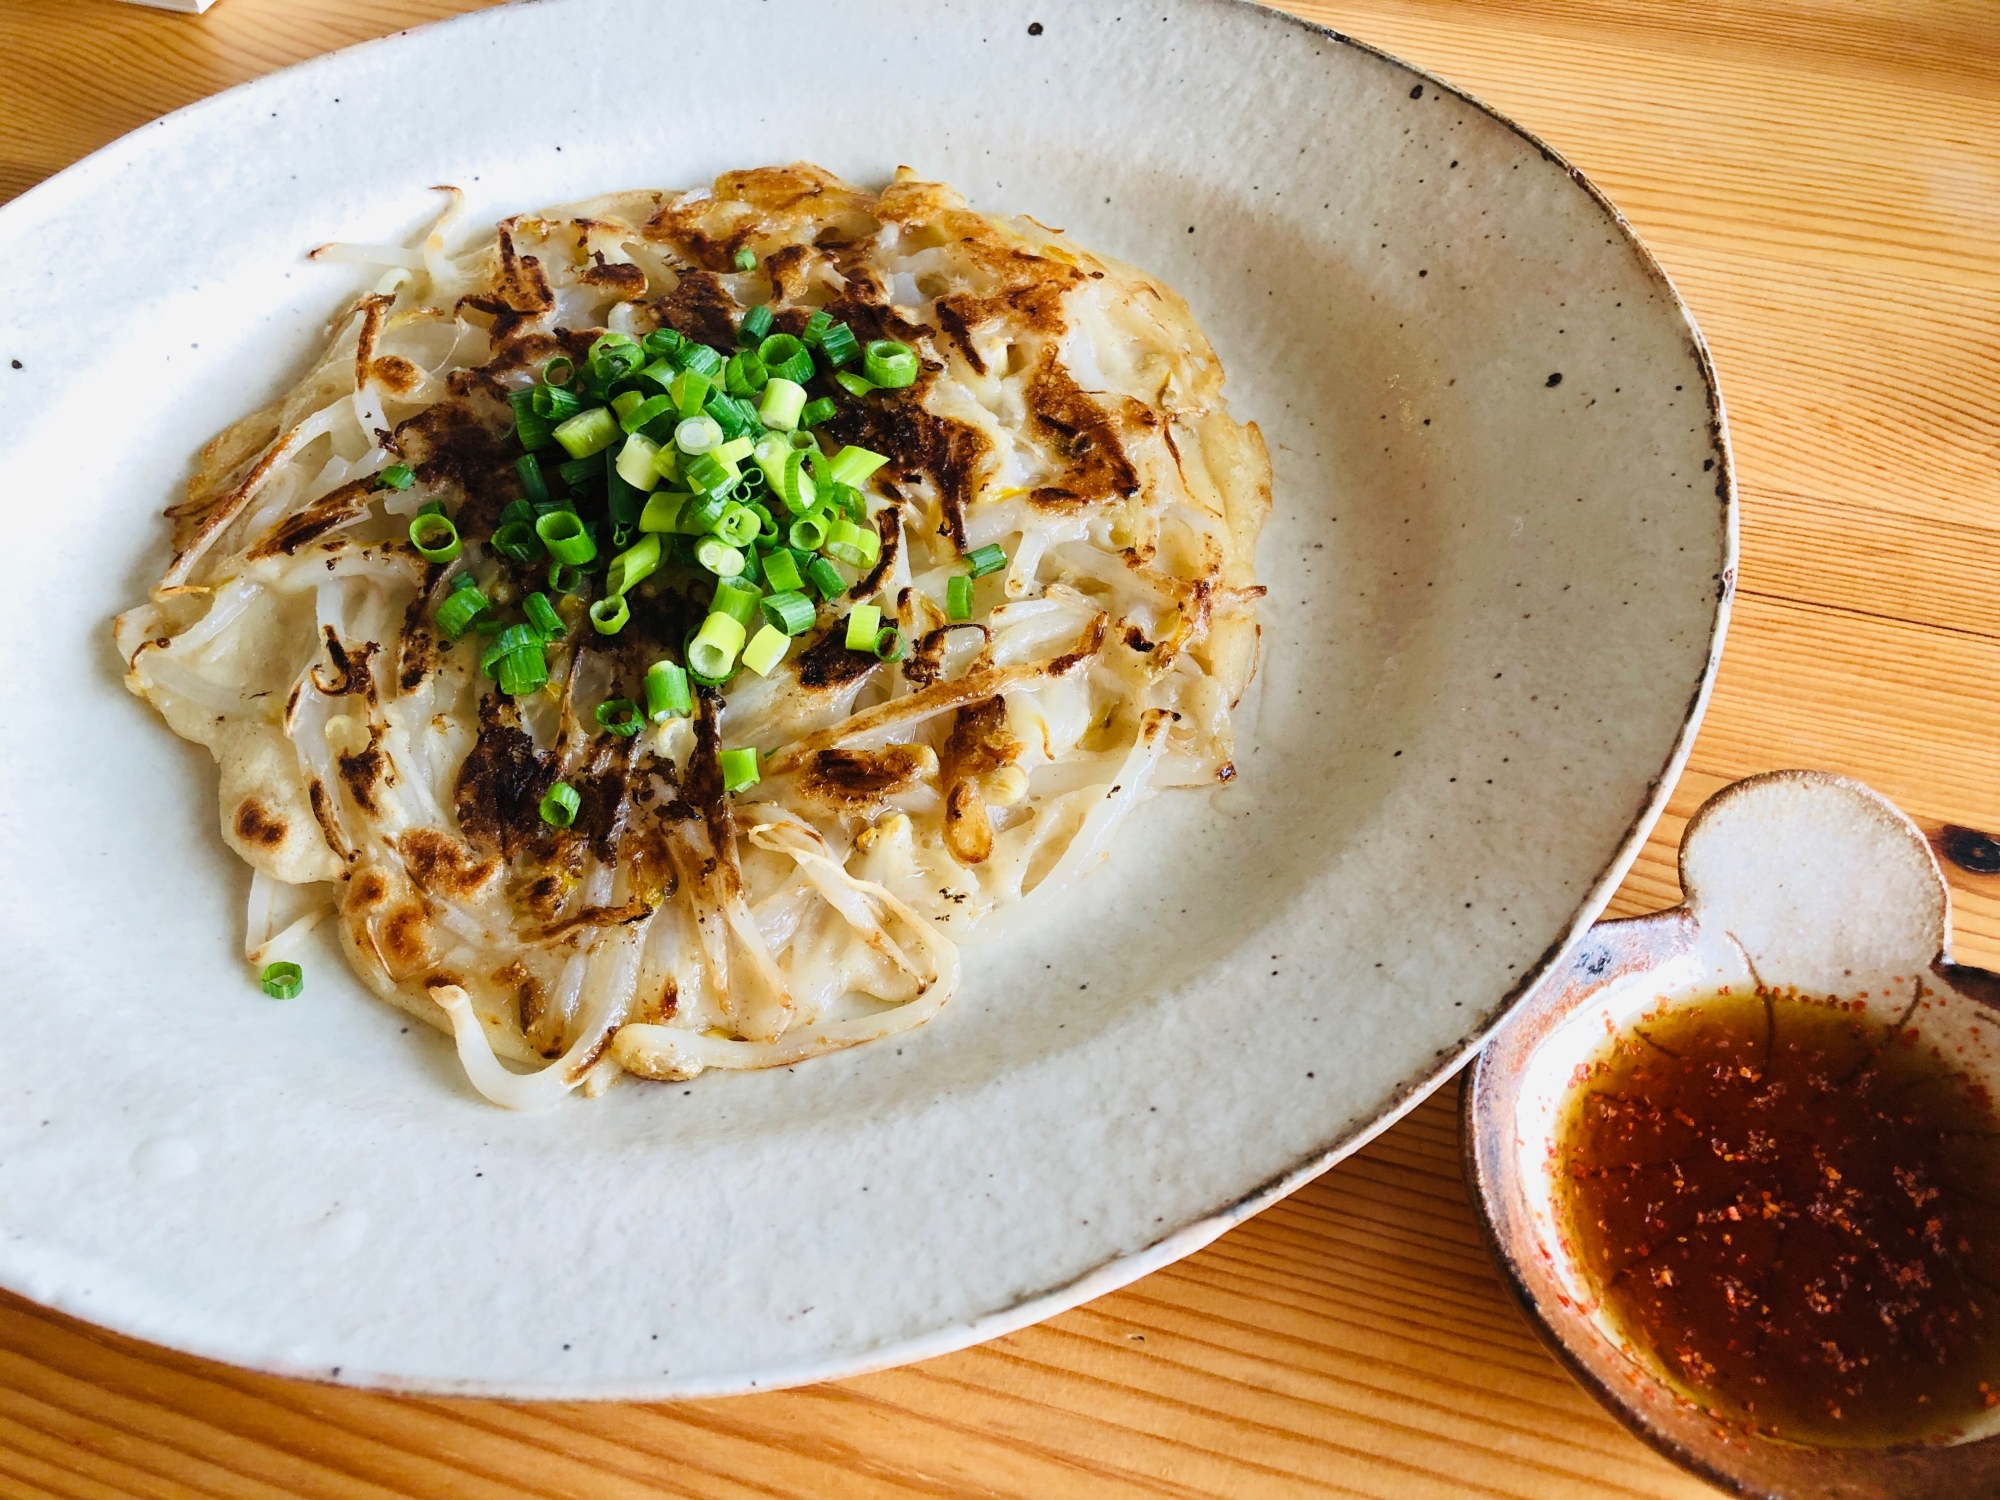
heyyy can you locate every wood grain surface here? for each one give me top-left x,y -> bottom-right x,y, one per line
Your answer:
4,1 -> 1997,1494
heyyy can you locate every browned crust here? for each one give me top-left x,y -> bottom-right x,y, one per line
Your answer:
233,798 -> 288,849
248,478 -> 373,559
794,629 -> 880,691
455,696 -> 556,858
1025,348 -> 1139,508
825,393 -> 992,553
793,746 -> 932,813
397,827 -> 501,901
653,270 -> 741,350
939,696 -> 1022,865
578,260 -> 647,297
337,724 -> 391,816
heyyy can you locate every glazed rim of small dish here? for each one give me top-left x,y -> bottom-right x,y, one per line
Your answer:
1463,771 -> 2000,1497
0,0 -> 1736,1396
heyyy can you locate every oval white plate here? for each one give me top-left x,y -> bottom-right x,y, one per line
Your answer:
0,0 -> 1732,1396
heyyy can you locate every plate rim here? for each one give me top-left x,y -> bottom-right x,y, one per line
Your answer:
0,0 -> 1738,1398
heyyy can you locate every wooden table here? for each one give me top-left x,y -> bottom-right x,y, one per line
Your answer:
5,2 -> 1996,1494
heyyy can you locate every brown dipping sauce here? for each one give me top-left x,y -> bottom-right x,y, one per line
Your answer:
1554,987 -> 2000,1446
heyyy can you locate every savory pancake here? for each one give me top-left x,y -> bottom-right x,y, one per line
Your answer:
114,164 -> 1270,1107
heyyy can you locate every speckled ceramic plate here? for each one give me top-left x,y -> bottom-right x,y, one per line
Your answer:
0,0 -> 1732,1395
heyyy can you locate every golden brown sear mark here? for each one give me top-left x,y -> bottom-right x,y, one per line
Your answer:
233,798 -> 288,849
794,746 -> 934,813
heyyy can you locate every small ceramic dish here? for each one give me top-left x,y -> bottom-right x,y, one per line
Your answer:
1466,770 -> 2000,1498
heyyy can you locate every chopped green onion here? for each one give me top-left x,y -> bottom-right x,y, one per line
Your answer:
595,697 -> 644,737
704,390 -> 760,440
542,355 -> 575,387
495,646 -> 549,697
260,961 -> 304,999
775,449 -> 815,512
534,384 -> 583,421
451,568 -> 482,593
825,517 -> 880,570
788,429 -> 820,453
719,746 -> 760,793
535,509 -> 598,566
620,393 -> 677,434
688,611 -> 747,679
947,573 -> 974,621
845,603 -> 882,652
679,342 -> 725,380
553,405 -> 619,459
715,504 -> 760,548
378,463 -> 416,490
733,246 -> 759,272
589,594 -> 630,634
863,340 -> 919,388
670,370 -> 713,421
749,502 -> 781,544
724,349 -> 768,397
741,623 -> 790,677
557,451 -> 604,487
498,497 -> 534,529
738,304 -> 774,344
615,433 -> 663,492
488,520 -> 541,563
833,370 -> 876,399
645,660 -> 692,721
479,623 -> 544,676
760,589 -> 816,636
675,414 -> 723,454
642,328 -> 685,361
828,481 -> 867,522
511,390 -> 555,451
409,511 -> 461,563
414,497 -> 446,519
639,490 -> 688,533
787,513 -> 827,551
523,591 -> 564,641
873,625 -> 904,661
964,543 -> 1008,578
758,377 -> 808,431
435,584 -> 491,640
682,488 -> 732,534
637,358 -> 677,391
801,309 -> 835,347
516,453 -> 550,505
758,334 -> 812,384
589,332 -> 644,382
798,396 -> 837,428
827,444 -> 889,488
761,547 -> 804,593
610,390 -> 645,426
540,781 -> 580,828
695,537 -> 746,576
715,434 -> 757,466
805,555 -> 847,601
711,577 -> 763,629
818,321 -> 861,367
548,560 -> 584,594
605,533 -> 660,596
683,450 -> 738,495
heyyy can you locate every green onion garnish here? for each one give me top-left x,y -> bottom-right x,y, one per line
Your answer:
557,452 -> 604,487
833,371 -> 876,399
378,463 -> 416,491
533,384 -> 583,421
758,334 -> 813,384
605,533 -> 660,596
645,660 -> 692,722
760,589 -> 816,636
479,623 -> 544,676
758,377 -> 807,432
738,305 -> 774,345
734,246 -> 758,272
435,582 -> 491,640
715,504 -> 760,549
873,626 -> 905,662
787,514 -> 827,552
964,543 -> 1008,578
676,414 -> 723,455
548,560 -> 584,594
845,604 -> 882,652
719,746 -> 760,794
798,397 -> 838,429
535,509 -> 598,566
711,578 -> 763,630
589,332 -> 644,383
724,350 -> 768,397
695,537 -> 746,577
715,434 -> 757,466
750,504 -> 781,545
614,434 -> 663,493
740,623 -> 789,677
671,370 -> 713,421
639,491 -> 688,533
705,390 -> 760,441
863,340 -> 919,389
495,521 -> 547,565
553,406 -> 619,460
776,449 -> 815,512
689,611 -> 747,679
642,328 -> 684,361
761,547 -> 804,594
805,555 -> 846,601
637,358 -> 677,392
495,646 -> 549,698
260,961 -> 304,999
818,322 -> 861,367
610,390 -> 645,425
827,444 -> 889,488
516,453 -> 550,505
595,697 -> 645,737
408,512 -> 462,563
511,391 -> 555,451
543,355 -> 575,387
946,574 -> 974,621
825,517 -> 880,570
620,393 -> 676,435
679,342 -> 725,380
540,781 -> 580,828
589,595 -> 630,635
801,309 -> 834,347
683,450 -> 737,495
828,481 -> 867,522
682,488 -> 732,534
523,591 -> 564,641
